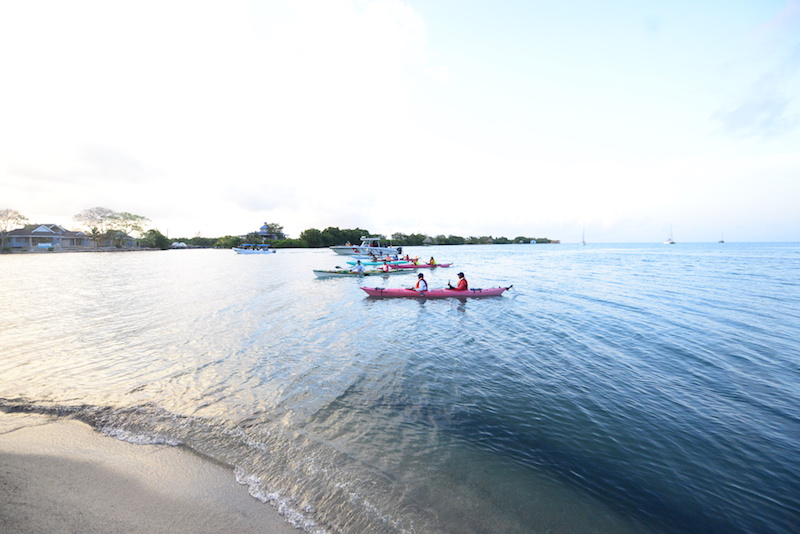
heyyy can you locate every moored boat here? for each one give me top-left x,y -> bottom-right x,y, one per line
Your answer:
664,226 -> 676,245
361,286 -> 511,298
233,244 -> 276,254
330,237 -> 401,256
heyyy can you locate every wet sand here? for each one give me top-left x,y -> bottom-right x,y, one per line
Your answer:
0,412 -> 298,534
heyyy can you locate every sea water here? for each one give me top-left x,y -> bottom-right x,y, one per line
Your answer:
1,243 -> 799,533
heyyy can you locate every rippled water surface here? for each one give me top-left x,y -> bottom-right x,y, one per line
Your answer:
2,243 -> 799,533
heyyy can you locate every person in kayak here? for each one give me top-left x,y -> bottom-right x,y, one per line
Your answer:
380,261 -> 392,272
447,272 -> 468,290
412,272 -> 428,292
351,260 -> 365,273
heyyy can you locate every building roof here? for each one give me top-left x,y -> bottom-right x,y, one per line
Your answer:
8,224 -> 87,237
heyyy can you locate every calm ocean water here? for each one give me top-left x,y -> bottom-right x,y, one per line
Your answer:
1,243 -> 799,533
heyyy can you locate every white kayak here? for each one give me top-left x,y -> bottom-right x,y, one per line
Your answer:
313,269 -> 411,279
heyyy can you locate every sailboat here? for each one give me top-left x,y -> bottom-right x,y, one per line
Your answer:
579,226 -> 586,246
718,233 -> 725,244
664,226 -> 675,245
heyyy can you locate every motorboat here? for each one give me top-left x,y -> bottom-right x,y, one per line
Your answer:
233,244 -> 276,254
330,237 -> 401,256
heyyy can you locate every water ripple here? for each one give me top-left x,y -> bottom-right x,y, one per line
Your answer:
2,244 -> 800,533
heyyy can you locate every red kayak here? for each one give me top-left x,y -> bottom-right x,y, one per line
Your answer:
361,286 -> 511,298
392,262 -> 453,269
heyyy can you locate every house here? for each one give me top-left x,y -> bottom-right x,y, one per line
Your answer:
4,223 -> 137,250
258,222 -> 285,240
5,224 -> 92,250
5,224 -> 137,250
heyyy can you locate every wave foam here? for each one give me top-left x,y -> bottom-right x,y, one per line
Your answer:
100,426 -> 181,446
235,467 -> 328,534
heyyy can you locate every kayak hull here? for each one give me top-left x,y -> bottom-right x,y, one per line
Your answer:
314,269 -> 409,278
346,259 -> 406,266
360,286 -> 510,298
392,262 -> 453,269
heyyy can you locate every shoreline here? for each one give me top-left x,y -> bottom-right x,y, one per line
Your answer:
0,412 -> 298,534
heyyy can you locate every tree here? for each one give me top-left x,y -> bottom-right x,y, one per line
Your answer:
114,212 -> 150,239
300,228 -> 324,248
140,229 -> 171,250
214,235 -> 244,248
245,232 -> 264,244
405,233 -> 427,246
74,207 -> 117,234
318,227 -> 371,247
74,207 -> 150,247
185,236 -> 216,247
0,209 -> 28,250
271,238 -> 307,248
87,227 -> 104,248
260,222 -> 285,240
318,227 -> 345,247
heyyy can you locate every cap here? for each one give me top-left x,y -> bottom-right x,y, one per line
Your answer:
457,272 -> 464,277
418,273 -> 424,278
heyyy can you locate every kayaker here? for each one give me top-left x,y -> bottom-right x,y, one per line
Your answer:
413,272 -> 428,292
351,260 -> 365,274
380,261 -> 392,272
428,257 -> 437,266
448,272 -> 469,291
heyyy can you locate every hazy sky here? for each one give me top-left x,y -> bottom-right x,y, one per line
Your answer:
2,0 -> 798,242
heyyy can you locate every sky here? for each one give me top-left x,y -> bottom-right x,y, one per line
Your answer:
1,0 -> 799,243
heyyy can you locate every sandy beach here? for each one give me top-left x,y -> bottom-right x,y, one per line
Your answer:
0,412 -> 298,534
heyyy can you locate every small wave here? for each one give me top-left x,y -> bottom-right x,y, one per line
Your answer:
235,467 -> 328,534
99,426 -> 181,446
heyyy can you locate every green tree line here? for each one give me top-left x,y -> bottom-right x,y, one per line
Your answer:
2,208 -> 557,252
210,226 -> 558,249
